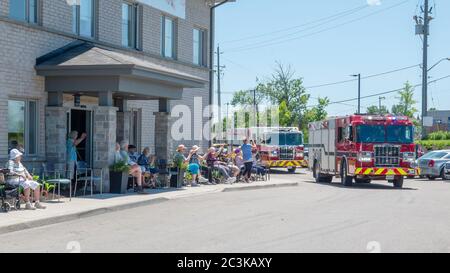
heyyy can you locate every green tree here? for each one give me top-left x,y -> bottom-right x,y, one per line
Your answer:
258,62 -> 310,128
391,82 -> 418,118
366,105 -> 389,115
278,100 -> 292,127
302,97 -> 329,142
231,87 -> 265,126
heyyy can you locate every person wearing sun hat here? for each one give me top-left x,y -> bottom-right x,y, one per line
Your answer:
6,149 -> 46,210
173,144 -> 187,169
186,145 -> 203,187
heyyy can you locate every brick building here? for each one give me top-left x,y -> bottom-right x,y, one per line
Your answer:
0,0 -> 213,192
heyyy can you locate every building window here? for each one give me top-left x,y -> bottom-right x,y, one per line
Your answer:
122,2 -> 140,49
8,99 -> 38,156
72,0 -> 95,38
9,0 -> 38,24
161,16 -> 176,59
193,28 -> 206,66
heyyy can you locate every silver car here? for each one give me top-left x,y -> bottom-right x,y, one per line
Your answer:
417,150 -> 450,180
444,162 -> 450,180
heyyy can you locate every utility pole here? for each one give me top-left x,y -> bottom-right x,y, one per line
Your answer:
415,0 -> 432,137
216,45 -> 225,132
226,102 -> 231,150
421,0 -> 430,138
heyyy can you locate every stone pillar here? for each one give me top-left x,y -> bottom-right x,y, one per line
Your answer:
114,98 -> 130,143
154,99 -> 172,187
92,106 -> 117,193
154,112 -> 172,162
45,106 -> 68,171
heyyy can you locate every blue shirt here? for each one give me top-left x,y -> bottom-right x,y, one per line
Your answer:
66,139 -> 77,162
241,144 -> 253,162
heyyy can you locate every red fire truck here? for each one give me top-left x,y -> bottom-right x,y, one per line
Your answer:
308,115 -> 416,188
229,127 -> 307,173
257,128 -> 307,173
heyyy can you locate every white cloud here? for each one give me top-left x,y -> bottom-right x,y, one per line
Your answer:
367,0 -> 382,6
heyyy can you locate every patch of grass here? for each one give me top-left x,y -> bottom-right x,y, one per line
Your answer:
417,140 -> 450,150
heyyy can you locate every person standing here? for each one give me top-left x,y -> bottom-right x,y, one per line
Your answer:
186,146 -> 203,187
241,138 -> 257,183
66,131 -> 87,180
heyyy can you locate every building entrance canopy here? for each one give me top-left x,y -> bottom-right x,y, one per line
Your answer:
35,42 -> 206,101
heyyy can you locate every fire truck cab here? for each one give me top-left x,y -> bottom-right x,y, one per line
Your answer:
258,128 -> 307,173
309,115 -> 416,188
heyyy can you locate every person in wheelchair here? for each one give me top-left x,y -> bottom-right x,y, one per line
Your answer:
6,149 -> 46,210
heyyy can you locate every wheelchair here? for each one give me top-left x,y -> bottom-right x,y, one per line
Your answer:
0,169 -> 21,213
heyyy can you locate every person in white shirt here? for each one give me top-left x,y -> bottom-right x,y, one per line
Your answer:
6,149 -> 46,210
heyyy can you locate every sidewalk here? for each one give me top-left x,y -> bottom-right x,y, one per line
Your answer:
0,179 -> 298,234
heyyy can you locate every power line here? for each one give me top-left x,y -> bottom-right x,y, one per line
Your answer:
221,63 -> 421,94
308,74 -> 450,108
225,0 -> 411,53
305,64 -> 420,89
221,5 -> 369,46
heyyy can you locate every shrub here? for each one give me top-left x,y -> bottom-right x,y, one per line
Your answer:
110,161 -> 130,173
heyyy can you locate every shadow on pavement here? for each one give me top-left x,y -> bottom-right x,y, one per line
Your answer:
301,179 -> 418,191
269,169 -> 308,175
75,187 -> 188,200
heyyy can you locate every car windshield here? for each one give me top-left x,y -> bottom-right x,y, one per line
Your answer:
421,152 -> 437,159
357,125 -> 413,143
429,152 -> 449,159
266,133 -> 303,146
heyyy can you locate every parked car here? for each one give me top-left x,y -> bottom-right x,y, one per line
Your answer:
444,162 -> 450,180
417,150 -> 450,180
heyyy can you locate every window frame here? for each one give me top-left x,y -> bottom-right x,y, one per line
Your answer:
161,15 -> 177,59
72,0 -> 96,38
7,98 -> 39,156
9,0 -> 39,24
122,2 -> 141,49
193,27 -> 207,66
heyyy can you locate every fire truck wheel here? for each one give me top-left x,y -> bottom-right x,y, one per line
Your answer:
288,168 -> 296,174
341,162 -> 353,187
393,177 -> 404,188
313,161 -> 324,183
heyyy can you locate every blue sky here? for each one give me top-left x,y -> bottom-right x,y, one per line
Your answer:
215,0 -> 450,117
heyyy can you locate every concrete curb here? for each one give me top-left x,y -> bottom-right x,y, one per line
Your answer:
0,197 -> 169,234
0,182 -> 299,235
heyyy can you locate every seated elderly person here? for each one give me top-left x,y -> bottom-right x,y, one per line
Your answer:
138,147 -> 158,188
128,145 -> 140,164
206,146 -> 236,184
6,149 -> 46,210
116,141 -> 145,194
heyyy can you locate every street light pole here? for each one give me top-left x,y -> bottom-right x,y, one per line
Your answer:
208,0 -> 235,146
379,96 -> 386,115
351,74 -> 361,114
